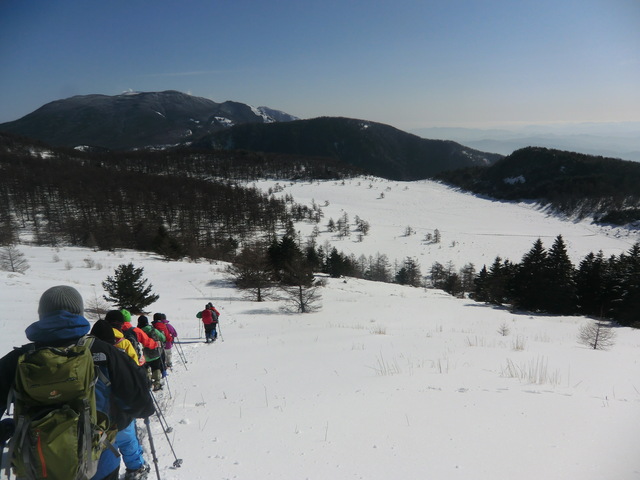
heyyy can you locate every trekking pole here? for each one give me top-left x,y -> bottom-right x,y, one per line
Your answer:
163,371 -> 172,399
144,417 -> 163,480
217,323 -> 224,342
174,340 -> 188,370
151,393 -> 173,434
149,404 -> 183,468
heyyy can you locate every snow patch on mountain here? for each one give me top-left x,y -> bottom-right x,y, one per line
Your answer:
504,175 -> 526,185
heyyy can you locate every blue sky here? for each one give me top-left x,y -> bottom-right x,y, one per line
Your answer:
1,0 -> 638,130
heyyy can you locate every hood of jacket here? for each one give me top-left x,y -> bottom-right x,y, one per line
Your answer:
25,310 -> 91,344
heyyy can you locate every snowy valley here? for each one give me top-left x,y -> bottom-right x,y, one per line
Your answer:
1,177 -> 640,480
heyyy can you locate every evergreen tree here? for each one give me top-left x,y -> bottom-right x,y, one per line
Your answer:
228,243 -> 273,302
396,257 -> 422,287
429,261 -> 447,289
102,263 -> 159,313
545,235 -> 576,314
327,247 -> 352,278
0,213 -> 18,245
611,243 -> 640,326
267,235 -> 302,282
152,225 -> 185,260
476,257 -> 515,305
277,253 -> 319,313
305,244 -> 323,273
473,265 -> 490,302
442,271 -> 463,297
513,239 -> 549,312
575,251 -> 612,316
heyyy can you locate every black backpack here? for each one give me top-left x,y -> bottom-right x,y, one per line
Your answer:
122,328 -> 143,363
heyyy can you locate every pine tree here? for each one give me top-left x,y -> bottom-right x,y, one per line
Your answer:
102,263 -> 159,313
513,239 -> 549,312
611,243 -> 640,326
327,247 -> 351,278
473,265 -> 490,302
396,257 -> 422,287
278,254 -> 319,313
484,256 -> 514,305
545,235 -> 576,314
267,235 -> 301,282
575,251 -> 611,316
228,243 -> 273,302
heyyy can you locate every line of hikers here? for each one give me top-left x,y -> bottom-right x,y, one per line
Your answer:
0,285 -> 199,480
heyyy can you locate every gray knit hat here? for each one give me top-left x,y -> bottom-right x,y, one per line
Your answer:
38,285 -> 84,317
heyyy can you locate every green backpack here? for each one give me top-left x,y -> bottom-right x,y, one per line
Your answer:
6,336 -> 114,480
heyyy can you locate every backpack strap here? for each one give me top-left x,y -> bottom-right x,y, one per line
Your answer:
77,334 -> 94,348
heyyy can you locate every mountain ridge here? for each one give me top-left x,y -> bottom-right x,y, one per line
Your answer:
0,90 -> 298,150
192,116 -> 502,180
0,90 -> 503,179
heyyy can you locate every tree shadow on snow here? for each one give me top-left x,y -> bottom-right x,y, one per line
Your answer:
241,308 -> 282,316
206,279 -> 234,288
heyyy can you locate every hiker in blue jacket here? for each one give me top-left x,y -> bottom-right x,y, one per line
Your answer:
0,285 -> 155,480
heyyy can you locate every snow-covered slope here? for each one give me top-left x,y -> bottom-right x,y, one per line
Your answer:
1,177 -> 639,479
253,177 -> 638,270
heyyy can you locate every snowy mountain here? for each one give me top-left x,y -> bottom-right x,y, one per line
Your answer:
2,176 -> 639,479
0,91 -> 502,179
0,90 -> 298,150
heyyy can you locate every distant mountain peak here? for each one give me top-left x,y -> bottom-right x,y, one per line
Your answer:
0,90 -> 298,150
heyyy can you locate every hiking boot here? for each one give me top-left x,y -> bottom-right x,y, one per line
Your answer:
125,463 -> 150,480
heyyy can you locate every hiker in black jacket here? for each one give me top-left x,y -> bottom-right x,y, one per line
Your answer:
0,285 -> 155,480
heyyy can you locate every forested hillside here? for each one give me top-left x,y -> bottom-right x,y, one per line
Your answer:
192,116 -> 502,180
0,133 -> 358,258
436,147 -> 640,224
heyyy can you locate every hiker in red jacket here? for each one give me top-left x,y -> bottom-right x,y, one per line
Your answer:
197,303 -> 220,343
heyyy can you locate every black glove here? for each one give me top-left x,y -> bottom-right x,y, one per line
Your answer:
0,418 -> 15,443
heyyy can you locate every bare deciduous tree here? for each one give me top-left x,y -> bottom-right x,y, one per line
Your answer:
0,245 -> 30,273
84,289 -> 111,321
578,320 -> 616,350
279,282 -> 322,313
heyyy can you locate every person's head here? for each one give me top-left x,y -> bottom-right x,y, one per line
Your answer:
27,286 -> 90,344
121,309 -> 132,323
137,315 -> 149,328
37,285 -> 84,318
105,310 -> 125,331
153,313 -> 162,322
90,319 -> 116,344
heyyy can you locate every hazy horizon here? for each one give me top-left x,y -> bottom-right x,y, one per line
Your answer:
1,1 -> 638,131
